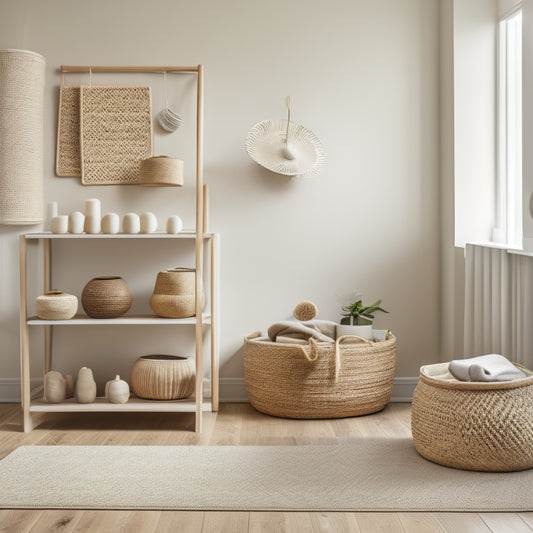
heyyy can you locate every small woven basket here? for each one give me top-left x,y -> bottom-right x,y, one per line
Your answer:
35,290 -> 78,320
81,276 -> 132,319
139,156 -> 183,187
130,355 -> 195,400
411,362 -> 533,472
150,268 -> 195,318
244,332 -> 396,419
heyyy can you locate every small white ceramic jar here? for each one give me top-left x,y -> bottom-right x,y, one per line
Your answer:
140,212 -> 158,234
68,211 -> 85,234
84,215 -> 101,234
166,215 -> 183,234
50,215 -> 68,234
101,213 -> 120,234
123,213 -> 140,234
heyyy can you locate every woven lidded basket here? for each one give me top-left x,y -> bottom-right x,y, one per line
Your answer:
244,332 -> 396,419
411,362 -> 533,472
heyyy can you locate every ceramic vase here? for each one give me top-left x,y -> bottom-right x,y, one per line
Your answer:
123,213 -> 140,234
75,367 -> 96,403
140,212 -> 158,234
68,211 -> 85,234
50,215 -> 68,234
44,370 -> 66,403
166,215 -> 183,234
101,213 -> 120,234
81,276 -> 132,318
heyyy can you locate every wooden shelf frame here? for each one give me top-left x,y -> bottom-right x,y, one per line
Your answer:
19,64 -> 215,432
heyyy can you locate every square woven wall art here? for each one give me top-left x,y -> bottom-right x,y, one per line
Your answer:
80,85 -> 153,185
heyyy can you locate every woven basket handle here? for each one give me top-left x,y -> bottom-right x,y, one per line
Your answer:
296,337 -> 320,362
333,335 -> 374,382
244,331 -> 262,341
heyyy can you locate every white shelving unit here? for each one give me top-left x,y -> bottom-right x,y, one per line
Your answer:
18,64 -> 218,433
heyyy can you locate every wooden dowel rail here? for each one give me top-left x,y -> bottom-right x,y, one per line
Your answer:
60,65 -> 200,74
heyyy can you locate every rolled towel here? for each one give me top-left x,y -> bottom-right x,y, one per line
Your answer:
449,354 -> 527,382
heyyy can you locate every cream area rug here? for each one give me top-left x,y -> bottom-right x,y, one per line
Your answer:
0,439 -> 531,511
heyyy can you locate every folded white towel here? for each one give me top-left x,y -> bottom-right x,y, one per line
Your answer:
448,354 -> 527,382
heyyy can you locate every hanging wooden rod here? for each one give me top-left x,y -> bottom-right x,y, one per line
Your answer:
60,65 -> 200,73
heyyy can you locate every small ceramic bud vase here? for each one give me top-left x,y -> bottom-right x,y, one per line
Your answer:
123,213 -> 140,234
84,215 -> 101,234
85,198 -> 101,218
51,215 -> 68,234
140,212 -> 158,234
44,371 -> 66,403
75,367 -> 97,404
101,213 -> 120,234
166,215 -> 183,234
68,211 -> 85,234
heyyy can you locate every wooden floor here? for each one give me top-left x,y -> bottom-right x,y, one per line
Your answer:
0,402 -> 531,532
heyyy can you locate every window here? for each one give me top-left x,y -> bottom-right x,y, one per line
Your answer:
495,7 -> 522,247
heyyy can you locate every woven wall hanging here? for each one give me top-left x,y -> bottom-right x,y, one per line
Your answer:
56,85 -> 81,177
80,85 -> 153,185
0,49 -> 45,224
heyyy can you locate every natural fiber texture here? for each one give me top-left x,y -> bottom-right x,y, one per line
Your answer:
80,86 -> 152,185
130,355 -> 195,400
1,441 -> 532,511
56,85 -> 81,176
150,268 -> 196,318
293,301 -> 318,321
412,362 -> 533,472
81,276 -> 132,319
244,332 -> 396,418
35,290 -> 78,320
0,49 -> 45,224
139,156 -> 183,186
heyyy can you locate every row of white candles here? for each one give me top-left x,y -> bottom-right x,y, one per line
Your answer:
48,200 -> 183,235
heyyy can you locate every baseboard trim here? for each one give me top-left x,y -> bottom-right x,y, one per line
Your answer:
0,377 -> 418,404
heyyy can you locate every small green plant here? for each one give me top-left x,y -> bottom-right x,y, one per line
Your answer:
340,297 -> 388,326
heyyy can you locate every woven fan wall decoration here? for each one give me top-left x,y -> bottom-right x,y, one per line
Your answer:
245,97 -> 324,177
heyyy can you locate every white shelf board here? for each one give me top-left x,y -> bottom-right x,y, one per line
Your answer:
27,313 -> 211,326
24,231 -> 215,240
30,397 -> 212,413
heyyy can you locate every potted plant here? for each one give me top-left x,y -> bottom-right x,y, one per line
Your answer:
337,294 -> 388,340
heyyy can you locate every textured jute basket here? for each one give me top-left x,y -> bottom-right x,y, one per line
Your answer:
130,355 -> 195,400
56,85 -> 81,177
150,268 -> 195,318
411,362 -> 533,472
81,276 -> 132,318
244,332 -> 396,419
139,156 -> 183,186
35,290 -> 78,320
0,49 -> 45,224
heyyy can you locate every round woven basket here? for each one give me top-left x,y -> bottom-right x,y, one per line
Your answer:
35,290 -> 78,320
139,156 -> 183,187
411,362 -> 533,472
0,49 -> 45,224
130,354 -> 195,400
244,332 -> 396,419
81,276 -> 132,318
150,268 -> 195,318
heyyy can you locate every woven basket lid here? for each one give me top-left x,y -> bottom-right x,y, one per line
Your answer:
245,97 -> 324,177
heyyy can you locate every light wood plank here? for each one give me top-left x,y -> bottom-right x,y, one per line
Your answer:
435,513 -> 493,532
0,510 -> 42,532
27,510 -> 83,532
282,512 -> 314,533
309,512 -> 361,533
249,512 -> 287,533
479,513 -> 533,532
521,514 -> 533,528
201,511 -> 248,533
397,512 -> 447,533
155,511 -> 204,532
354,512 -> 405,533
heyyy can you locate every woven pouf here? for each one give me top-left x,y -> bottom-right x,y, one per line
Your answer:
411,362 -> 533,472
130,355 -> 195,400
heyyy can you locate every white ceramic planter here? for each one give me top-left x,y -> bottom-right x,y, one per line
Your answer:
101,213 -> 120,234
336,324 -> 373,341
68,211 -> 85,234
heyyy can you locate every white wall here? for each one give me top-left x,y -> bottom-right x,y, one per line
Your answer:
0,0 -> 441,399
523,0 -> 533,248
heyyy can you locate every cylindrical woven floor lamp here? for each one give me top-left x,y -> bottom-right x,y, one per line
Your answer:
0,49 -> 45,225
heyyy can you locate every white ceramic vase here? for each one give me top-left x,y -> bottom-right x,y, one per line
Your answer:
140,212 -> 158,234
68,211 -> 85,234
75,367 -> 97,403
336,324 -> 373,341
50,215 -> 68,234
123,213 -> 140,234
101,213 -> 120,234
166,215 -> 183,234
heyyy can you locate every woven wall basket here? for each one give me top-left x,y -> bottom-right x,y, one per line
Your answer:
130,355 -> 195,400
0,49 -> 45,224
411,362 -> 533,472
56,85 -> 81,177
244,332 -> 396,419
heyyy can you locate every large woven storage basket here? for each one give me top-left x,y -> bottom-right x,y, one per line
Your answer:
411,362 -> 533,472
244,332 -> 396,419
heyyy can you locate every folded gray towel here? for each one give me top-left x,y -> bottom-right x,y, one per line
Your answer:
267,320 -> 337,343
448,354 -> 527,382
